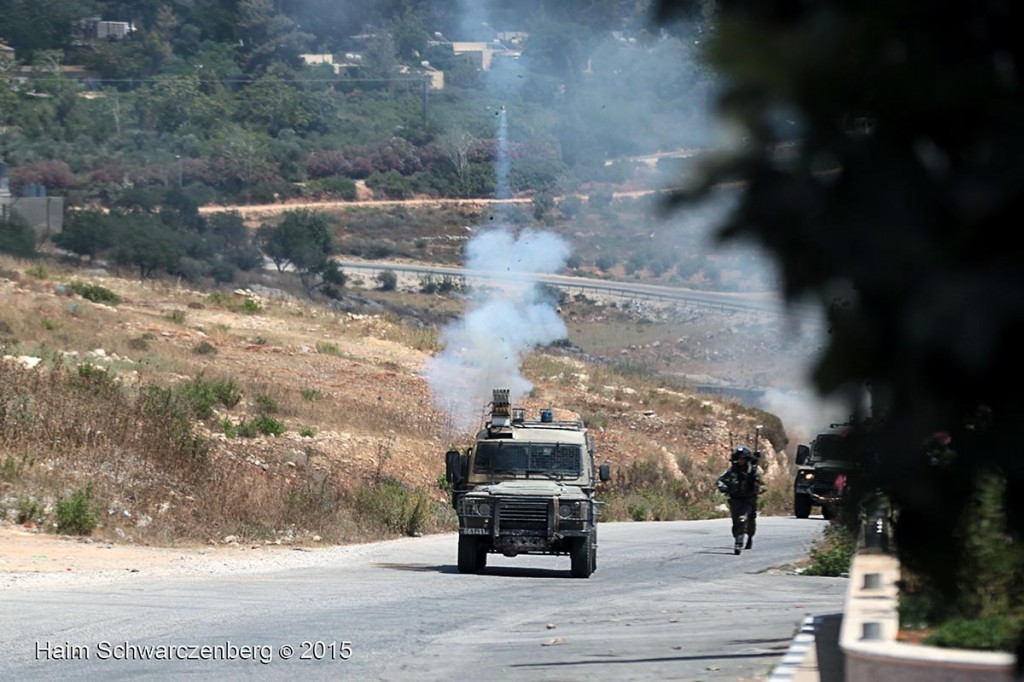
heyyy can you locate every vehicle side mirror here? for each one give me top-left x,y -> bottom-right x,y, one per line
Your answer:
445,450 -> 463,486
796,444 -> 810,466
598,463 -> 611,482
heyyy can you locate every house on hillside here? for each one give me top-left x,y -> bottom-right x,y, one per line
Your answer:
449,33 -> 524,71
78,17 -> 136,41
398,62 -> 445,90
0,41 -> 14,62
301,53 -> 334,66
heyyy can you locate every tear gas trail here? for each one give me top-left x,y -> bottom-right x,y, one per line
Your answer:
424,227 -> 570,430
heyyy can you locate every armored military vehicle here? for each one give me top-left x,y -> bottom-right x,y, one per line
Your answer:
793,423 -> 856,519
445,389 -> 610,578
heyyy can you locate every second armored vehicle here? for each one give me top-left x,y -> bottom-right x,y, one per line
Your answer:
793,423 -> 856,519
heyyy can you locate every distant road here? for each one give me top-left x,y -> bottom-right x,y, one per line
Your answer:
337,259 -> 820,321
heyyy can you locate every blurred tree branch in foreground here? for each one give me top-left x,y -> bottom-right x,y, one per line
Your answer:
655,0 -> 1024,661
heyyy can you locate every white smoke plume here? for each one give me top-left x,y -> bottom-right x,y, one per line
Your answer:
425,227 -> 571,430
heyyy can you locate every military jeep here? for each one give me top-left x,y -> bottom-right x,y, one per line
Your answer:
445,389 -> 610,578
793,423 -> 856,519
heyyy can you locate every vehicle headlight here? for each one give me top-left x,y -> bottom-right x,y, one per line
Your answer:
803,472 -> 815,481
558,501 -> 582,519
462,498 -> 492,517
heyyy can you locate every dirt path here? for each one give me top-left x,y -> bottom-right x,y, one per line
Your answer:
0,525 -> 247,575
196,189 -> 671,217
197,196 -> 532,217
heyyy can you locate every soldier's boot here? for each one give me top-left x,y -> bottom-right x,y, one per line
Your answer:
734,536 -> 743,555
745,537 -> 753,550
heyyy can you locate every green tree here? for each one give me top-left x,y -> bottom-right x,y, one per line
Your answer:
238,73 -> 313,135
53,209 -> 114,261
136,74 -> 225,134
110,213 -> 186,279
204,211 -> 264,271
0,212 -> 38,257
256,209 -> 345,296
236,0 -> 312,74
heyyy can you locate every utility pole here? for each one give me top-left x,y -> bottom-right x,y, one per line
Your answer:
422,76 -> 429,129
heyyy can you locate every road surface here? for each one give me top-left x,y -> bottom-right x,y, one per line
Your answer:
336,258 -> 821,322
0,517 -> 844,681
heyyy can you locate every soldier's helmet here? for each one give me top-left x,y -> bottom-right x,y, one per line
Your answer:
731,446 -> 753,463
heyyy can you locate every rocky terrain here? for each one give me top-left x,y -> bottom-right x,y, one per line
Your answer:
0,255 -> 821,565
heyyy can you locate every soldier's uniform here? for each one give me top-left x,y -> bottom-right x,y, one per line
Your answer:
716,447 -> 763,554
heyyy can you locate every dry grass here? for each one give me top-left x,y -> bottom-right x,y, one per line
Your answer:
1,251 -> 800,548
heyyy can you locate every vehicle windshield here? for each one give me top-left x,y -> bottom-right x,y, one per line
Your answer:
813,434 -> 857,461
473,441 -> 583,478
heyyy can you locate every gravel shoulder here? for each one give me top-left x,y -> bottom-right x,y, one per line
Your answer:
0,524 -> 355,587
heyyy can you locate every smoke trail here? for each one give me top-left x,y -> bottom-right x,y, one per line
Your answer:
424,227 -> 571,430
495,108 -> 511,200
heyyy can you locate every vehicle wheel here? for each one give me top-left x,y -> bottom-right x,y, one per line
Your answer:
570,535 -> 594,579
794,493 -> 812,519
822,505 -> 835,521
458,535 -> 482,574
476,544 -> 488,571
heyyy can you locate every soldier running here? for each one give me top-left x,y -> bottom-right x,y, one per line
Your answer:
716,446 -> 764,555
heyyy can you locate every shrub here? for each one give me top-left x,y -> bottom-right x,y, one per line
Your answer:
595,254 -> 617,272
239,415 -> 286,437
221,418 -> 238,438
308,175 -> 357,200
74,363 -> 118,392
0,453 -> 32,483
299,426 -> 316,438
316,341 -> 340,356
25,265 -> 47,279
559,195 -> 583,218
241,298 -> 262,314
255,394 -> 279,414
0,213 -> 37,257
16,497 -> 41,524
55,483 -> 100,536
925,616 -> 1020,651
127,336 -> 150,351
803,523 -> 856,576
355,477 -> 429,536
301,388 -> 322,401
376,269 -> 398,291
206,291 -> 233,307
68,281 -> 121,305
193,341 -> 217,356
177,375 -> 242,419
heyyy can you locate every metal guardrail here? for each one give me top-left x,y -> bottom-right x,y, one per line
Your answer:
337,260 -> 819,321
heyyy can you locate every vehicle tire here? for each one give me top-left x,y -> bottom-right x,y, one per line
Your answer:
476,544 -> 488,572
794,493 -> 812,519
822,504 -> 835,521
570,535 -> 594,579
458,535 -> 482,574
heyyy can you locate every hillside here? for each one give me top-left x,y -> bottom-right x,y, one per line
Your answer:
0,254 -> 797,549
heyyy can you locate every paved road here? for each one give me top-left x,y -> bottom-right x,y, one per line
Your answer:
0,517 -> 844,681
337,258 -> 821,322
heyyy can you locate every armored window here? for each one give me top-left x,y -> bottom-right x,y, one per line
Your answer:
474,442 -> 582,477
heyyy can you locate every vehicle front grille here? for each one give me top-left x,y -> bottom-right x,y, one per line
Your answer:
498,497 -> 550,532
814,470 -> 839,486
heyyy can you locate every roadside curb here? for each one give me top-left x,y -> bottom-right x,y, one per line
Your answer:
766,615 -> 817,682
841,552 -> 1016,682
